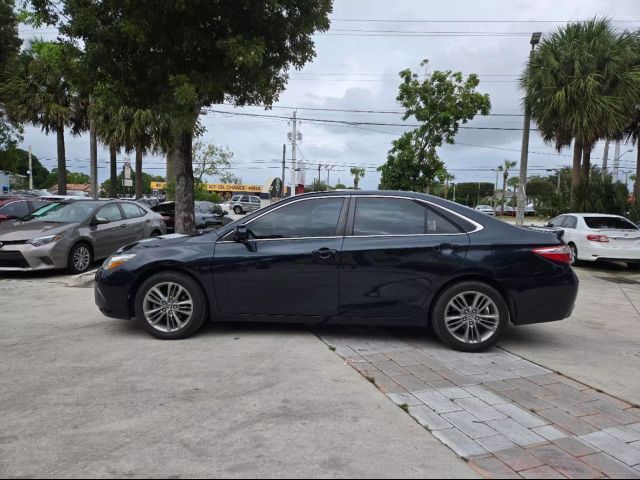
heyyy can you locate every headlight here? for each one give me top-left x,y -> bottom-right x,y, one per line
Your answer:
103,253 -> 136,271
28,234 -> 63,247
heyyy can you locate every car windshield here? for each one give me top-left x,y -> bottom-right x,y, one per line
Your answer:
22,202 -> 98,223
584,216 -> 639,230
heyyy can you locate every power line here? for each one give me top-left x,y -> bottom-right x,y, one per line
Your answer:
329,18 -> 640,24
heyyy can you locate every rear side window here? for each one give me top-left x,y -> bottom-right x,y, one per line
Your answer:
0,200 -> 29,218
353,198 -> 462,236
584,216 -> 638,230
241,196 -> 250,202
152,203 -> 174,213
251,197 -> 260,203
121,202 -> 145,219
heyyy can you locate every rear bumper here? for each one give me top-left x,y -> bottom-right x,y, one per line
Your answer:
578,243 -> 640,262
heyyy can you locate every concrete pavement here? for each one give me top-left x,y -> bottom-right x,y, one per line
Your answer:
0,280 -> 475,478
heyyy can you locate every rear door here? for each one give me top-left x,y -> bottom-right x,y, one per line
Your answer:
339,196 -> 470,321
120,202 -> 148,240
213,196 -> 348,317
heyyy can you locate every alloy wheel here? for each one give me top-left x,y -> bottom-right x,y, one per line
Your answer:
444,291 -> 500,344
143,282 -> 194,333
73,246 -> 91,272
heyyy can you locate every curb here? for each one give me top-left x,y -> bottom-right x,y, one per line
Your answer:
67,269 -> 98,288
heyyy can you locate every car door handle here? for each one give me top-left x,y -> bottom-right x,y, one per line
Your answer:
119,224 -> 126,229
312,248 -> 337,260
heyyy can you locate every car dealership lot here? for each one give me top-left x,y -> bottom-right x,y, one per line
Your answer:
1,262 -> 640,478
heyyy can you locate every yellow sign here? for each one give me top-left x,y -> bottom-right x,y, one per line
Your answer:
149,182 -> 262,193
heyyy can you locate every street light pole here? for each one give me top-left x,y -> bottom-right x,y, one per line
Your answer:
516,32 -> 542,226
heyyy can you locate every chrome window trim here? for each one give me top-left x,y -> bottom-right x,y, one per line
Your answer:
217,194 -> 484,243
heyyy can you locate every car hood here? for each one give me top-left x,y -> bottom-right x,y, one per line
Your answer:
0,221 -> 75,241
117,233 -> 198,253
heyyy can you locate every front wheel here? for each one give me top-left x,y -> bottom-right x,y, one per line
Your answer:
233,206 -> 243,215
431,281 -> 510,352
68,242 -> 93,274
135,272 -> 207,339
568,243 -> 578,265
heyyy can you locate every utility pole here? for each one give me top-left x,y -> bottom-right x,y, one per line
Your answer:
602,140 -> 610,175
281,143 -> 286,198
89,96 -> 98,199
317,164 -> 322,183
516,32 -> 542,226
290,110 -> 297,196
613,141 -> 621,182
28,145 -> 33,190
325,165 -> 335,185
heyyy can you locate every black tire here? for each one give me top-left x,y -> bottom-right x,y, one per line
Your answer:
67,242 -> 93,274
568,243 -> 579,266
150,230 -> 162,237
134,271 -> 207,340
233,206 -> 243,215
431,281 -> 510,352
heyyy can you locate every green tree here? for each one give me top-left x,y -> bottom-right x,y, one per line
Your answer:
193,141 -> 233,183
334,182 -> 347,190
306,179 -> 330,192
350,167 -> 365,190
0,147 -> 50,188
497,160 -> 517,214
526,176 -> 557,199
453,183 -> 495,207
379,60 -> 491,192
0,0 -> 22,150
219,172 -> 242,185
523,19 -> 640,210
1,40 -> 88,195
42,1 -> 332,232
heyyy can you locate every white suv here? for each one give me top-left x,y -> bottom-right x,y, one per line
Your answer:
474,205 -> 495,216
229,195 -> 261,214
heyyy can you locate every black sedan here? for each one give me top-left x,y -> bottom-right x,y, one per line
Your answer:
95,191 -> 578,352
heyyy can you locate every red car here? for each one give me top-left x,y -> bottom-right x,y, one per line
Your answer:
0,197 -> 51,223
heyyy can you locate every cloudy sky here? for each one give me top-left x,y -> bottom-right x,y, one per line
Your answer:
17,0 -> 640,191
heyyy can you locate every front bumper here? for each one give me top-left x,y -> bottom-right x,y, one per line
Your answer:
0,243 -> 66,271
94,267 -> 135,320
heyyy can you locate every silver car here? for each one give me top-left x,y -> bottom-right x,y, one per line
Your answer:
0,200 -> 166,274
229,194 -> 261,214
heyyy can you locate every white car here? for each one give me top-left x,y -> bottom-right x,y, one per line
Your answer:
547,213 -> 640,268
475,205 -> 495,216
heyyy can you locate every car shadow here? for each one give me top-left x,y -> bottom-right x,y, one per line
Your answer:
0,261 -> 101,280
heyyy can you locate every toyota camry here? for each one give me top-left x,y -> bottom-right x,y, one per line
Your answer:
95,191 -> 578,352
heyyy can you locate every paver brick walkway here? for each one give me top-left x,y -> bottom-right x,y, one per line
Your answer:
316,326 -> 640,479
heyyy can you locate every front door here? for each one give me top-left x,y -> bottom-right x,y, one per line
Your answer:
90,203 -> 128,259
212,196 -> 348,317
340,197 -> 470,321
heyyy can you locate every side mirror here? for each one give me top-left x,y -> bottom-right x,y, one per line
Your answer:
93,217 -> 111,226
235,225 -> 250,242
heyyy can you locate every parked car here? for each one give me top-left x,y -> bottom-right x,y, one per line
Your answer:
495,205 -> 516,216
0,197 -> 51,223
151,201 -> 231,233
95,191 -> 577,352
474,205 -> 495,216
0,200 -> 166,273
229,194 -> 262,214
525,203 -> 536,216
547,213 -> 640,269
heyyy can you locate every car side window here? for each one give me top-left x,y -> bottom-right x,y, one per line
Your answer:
245,198 -> 344,239
0,200 -> 29,218
548,216 -> 565,228
214,205 -> 223,214
563,216 -> 577,229
121,202 -> 144,219
241,196 -> 250,202
353,198 -> 462,236
251,197 -> 260,203
98,203 -> 123,221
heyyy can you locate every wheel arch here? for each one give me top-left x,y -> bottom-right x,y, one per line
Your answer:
428,273 -> 515,327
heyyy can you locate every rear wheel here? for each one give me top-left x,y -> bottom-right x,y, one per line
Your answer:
67,242 -> 93,274
135,271 -> 207,339
233,206 -> 243,214
568,243 -> 578,265
431,281 -> 509,352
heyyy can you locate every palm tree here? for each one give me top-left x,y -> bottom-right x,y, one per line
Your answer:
350,167 -> 365,190
498,160 -> 517,215
1,40 -> 87,194
523,19 -> 640,210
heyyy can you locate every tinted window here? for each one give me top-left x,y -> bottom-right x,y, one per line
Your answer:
98,203 -> 123,221
214,205 -> 223,214
241,196 -> 250,202
232,196 -> 241,202
151,203 -> 175,213
353,198 -> 461,236
251,197 -> 260,203
0,200 -> 29,218
121,202 -> 145,219
247,198 -> 344,239
563,216 -> 577,229
584,216 -> 638,230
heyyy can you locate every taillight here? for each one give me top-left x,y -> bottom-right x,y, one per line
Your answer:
532,245 -> 572,264
587,234 -> 609,243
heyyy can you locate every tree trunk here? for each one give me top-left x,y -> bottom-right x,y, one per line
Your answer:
635,144 -> 640,212
56,127 -> 67,195
501,172 -> 508,214
581,143 -> 592,189
109,144 -> 117,198
166,147 -> 175,201
135,144 -> 143,199
570,140 -> 582,211
173,126 -> 195,233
